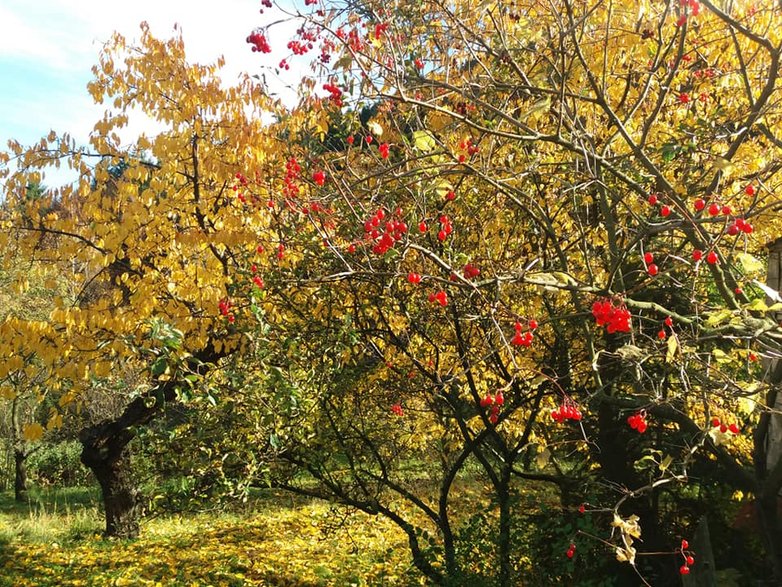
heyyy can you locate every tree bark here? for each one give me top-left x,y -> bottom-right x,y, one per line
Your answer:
14,448 -> 28,502
84,447 -> 139,538
79,346 -> 219,538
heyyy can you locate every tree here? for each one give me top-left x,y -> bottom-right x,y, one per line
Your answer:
238,0 -> 782,583
0,24 -> 280,537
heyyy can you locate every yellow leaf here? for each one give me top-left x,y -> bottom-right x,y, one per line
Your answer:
23,423 -> 44,442
665,335 -> 678,364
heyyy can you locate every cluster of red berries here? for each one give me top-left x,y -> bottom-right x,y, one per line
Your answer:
233,172 -> 250,204
511,320 -> 535,347
643,251 -> 659,276
379,143 -> 390,159
259,0 -> 272,12
627,411 -> 648,433
323,83 -> 343,107
246,31 -> 272,53
428,290 -> 448,307
312,170 -> 326,186
250,264 -> 264,290
319,39 -> 336,64
414,58 -> 424,69
710,417 -> 740,435
480,391 -> 504,424
727,217 -> 754,235
218,298 -> 235,323
284,157 -> 301,199
592,299 -> 632,333
335,27 -> 365,52
676,0 -> 701,26
456,137 -> 480,162
647,194 -> 673,217
437,215 -> 453,242
692,249 -> 719,264
372,22 -> 389,40
551,401 -> 582,423
679,539 -> 696,575
407,272 -> 422,284
363,208 -> 408,255
566,543 -> 576,559
463,263 -> 481,280
693,67 -> 716,79
390,403 -> 404,416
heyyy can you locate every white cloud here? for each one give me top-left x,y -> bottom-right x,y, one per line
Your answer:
0,0 -> 306,187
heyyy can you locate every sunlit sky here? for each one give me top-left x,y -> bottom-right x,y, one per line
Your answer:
0,0 -> 299,183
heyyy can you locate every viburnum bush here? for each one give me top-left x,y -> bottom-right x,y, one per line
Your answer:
237,0 -> 782,584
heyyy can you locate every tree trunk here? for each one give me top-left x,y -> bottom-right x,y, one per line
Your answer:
80,434 -> 140,539
78,347 -> 219,538
497,470 -> 513,587
756,494 -> 782,583
14,448 -> 28,502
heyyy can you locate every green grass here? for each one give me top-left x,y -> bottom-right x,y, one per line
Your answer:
0,486 -> 420,587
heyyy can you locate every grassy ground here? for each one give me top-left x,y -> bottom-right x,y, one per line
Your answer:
0,487 -> 419,586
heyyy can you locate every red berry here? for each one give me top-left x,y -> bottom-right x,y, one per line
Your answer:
681,539 -> 689,550
660,205 -> 671,217
727,223 -> 740,236
644,252 -> 654,264
711,417 -> 720,427
578,504 -> 586,514
658,329 -> 666,339
648,263 -> 659,276
720,423 -> 728,433
495,392 -> 505,406
686,555 -> 695,565
745,184 -> 755,196
366,136 -> 373,144
680,565 -> 690,575
418,221 -> 427,233
694,198 -> 706,211
706,251 -> 718,264
729,423 -> 740,434
346,135 -> 355,145
529,319 -> 539,330
692,249 -> 703,262
437,230 -> 447,241
664,316 -> 673,327
708,203 -> 720,216
721,205 -> 732,215
648,194 -> 658,206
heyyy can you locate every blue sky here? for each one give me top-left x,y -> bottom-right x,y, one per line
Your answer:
0,0 -> 299,184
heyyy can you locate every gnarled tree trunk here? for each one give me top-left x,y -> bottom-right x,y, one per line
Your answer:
80,429 -> 140,538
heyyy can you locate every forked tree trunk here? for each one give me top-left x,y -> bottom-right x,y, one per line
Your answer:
14,448 -> 28,502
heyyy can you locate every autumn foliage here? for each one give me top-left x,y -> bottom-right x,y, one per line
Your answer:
2,0 -> 782,584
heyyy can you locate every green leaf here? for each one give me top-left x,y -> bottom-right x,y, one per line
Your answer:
705,308 -> 734,327
150,356 -> 168,376
737,252 -> 764,275
412,130 -> 437,152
